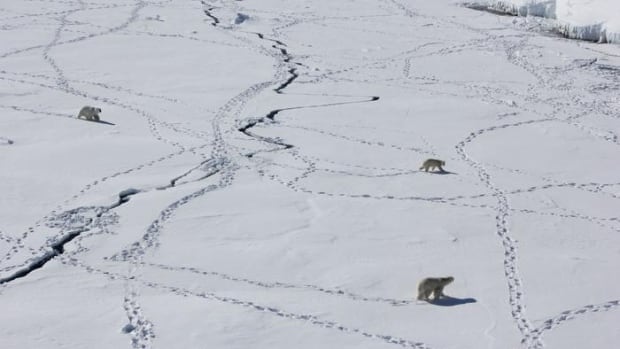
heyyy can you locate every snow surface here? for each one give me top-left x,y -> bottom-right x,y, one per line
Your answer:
474,0 -> 620,43
1,0 -> 620,349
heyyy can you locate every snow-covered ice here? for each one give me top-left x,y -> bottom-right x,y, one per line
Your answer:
1,1 -> 619,349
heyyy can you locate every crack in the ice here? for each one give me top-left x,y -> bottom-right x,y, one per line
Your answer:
0,228 -> 86,285
200,1 -> 220,26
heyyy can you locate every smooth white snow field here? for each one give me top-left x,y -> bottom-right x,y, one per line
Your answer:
1,1 -> 619,349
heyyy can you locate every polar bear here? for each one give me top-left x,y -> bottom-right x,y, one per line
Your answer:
419,158 -> 445,172
417,276 -> 454,301
77,106 -> 102,121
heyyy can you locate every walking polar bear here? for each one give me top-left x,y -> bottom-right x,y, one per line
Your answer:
419,158 -> 446,172
417,276 -> 454,302
77,106 -> 102,121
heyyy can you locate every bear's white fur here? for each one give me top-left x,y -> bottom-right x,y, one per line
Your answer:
77,106 -> 102,121
417,276 -> 454,301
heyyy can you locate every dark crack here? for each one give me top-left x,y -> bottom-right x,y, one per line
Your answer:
200,1 -> 220,26
235,27 -> 381,160
257,33 -> 286,46
275,68 -> 298,93
0,228 -> 86,285
0,186 -> 145,285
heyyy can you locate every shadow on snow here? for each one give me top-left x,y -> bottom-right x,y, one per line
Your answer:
428,296 -> 477,306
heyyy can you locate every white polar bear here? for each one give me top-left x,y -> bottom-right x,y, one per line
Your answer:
77,106 -> 102,121
417,276 -> 454,301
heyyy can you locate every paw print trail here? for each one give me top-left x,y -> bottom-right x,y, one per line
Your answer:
529,299 -> 620,346
41,0 -> 86,90
181,288 -> 432,349
0,0 -> 211,276
2,2 -> 280,348
108,180 -> 222,264
95,4 -> 303,346
123,289 -> 156,349
144,262 -> 412,306
0,206 -> 118,284
60,257 -> 434,349
454,119 -> 553,349
0,144 -> 210,271
39,0 -> 147,91
0,96 -> 212,271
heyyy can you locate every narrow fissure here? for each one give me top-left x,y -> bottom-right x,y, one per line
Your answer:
0,228 -> 86,285
200,1 -> 220,26
0,187 -> 143,285
236,31 -> 381,159
256,33 -> 286,46
274,68 -> 298,94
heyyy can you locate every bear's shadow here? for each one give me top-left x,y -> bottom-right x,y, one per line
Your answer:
419,170 -> 457,175
83,119 -> 116,126
432,170 -> 457,175
428,296 -> 477,306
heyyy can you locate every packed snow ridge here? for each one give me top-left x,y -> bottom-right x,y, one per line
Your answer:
469,0 -> 620,43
